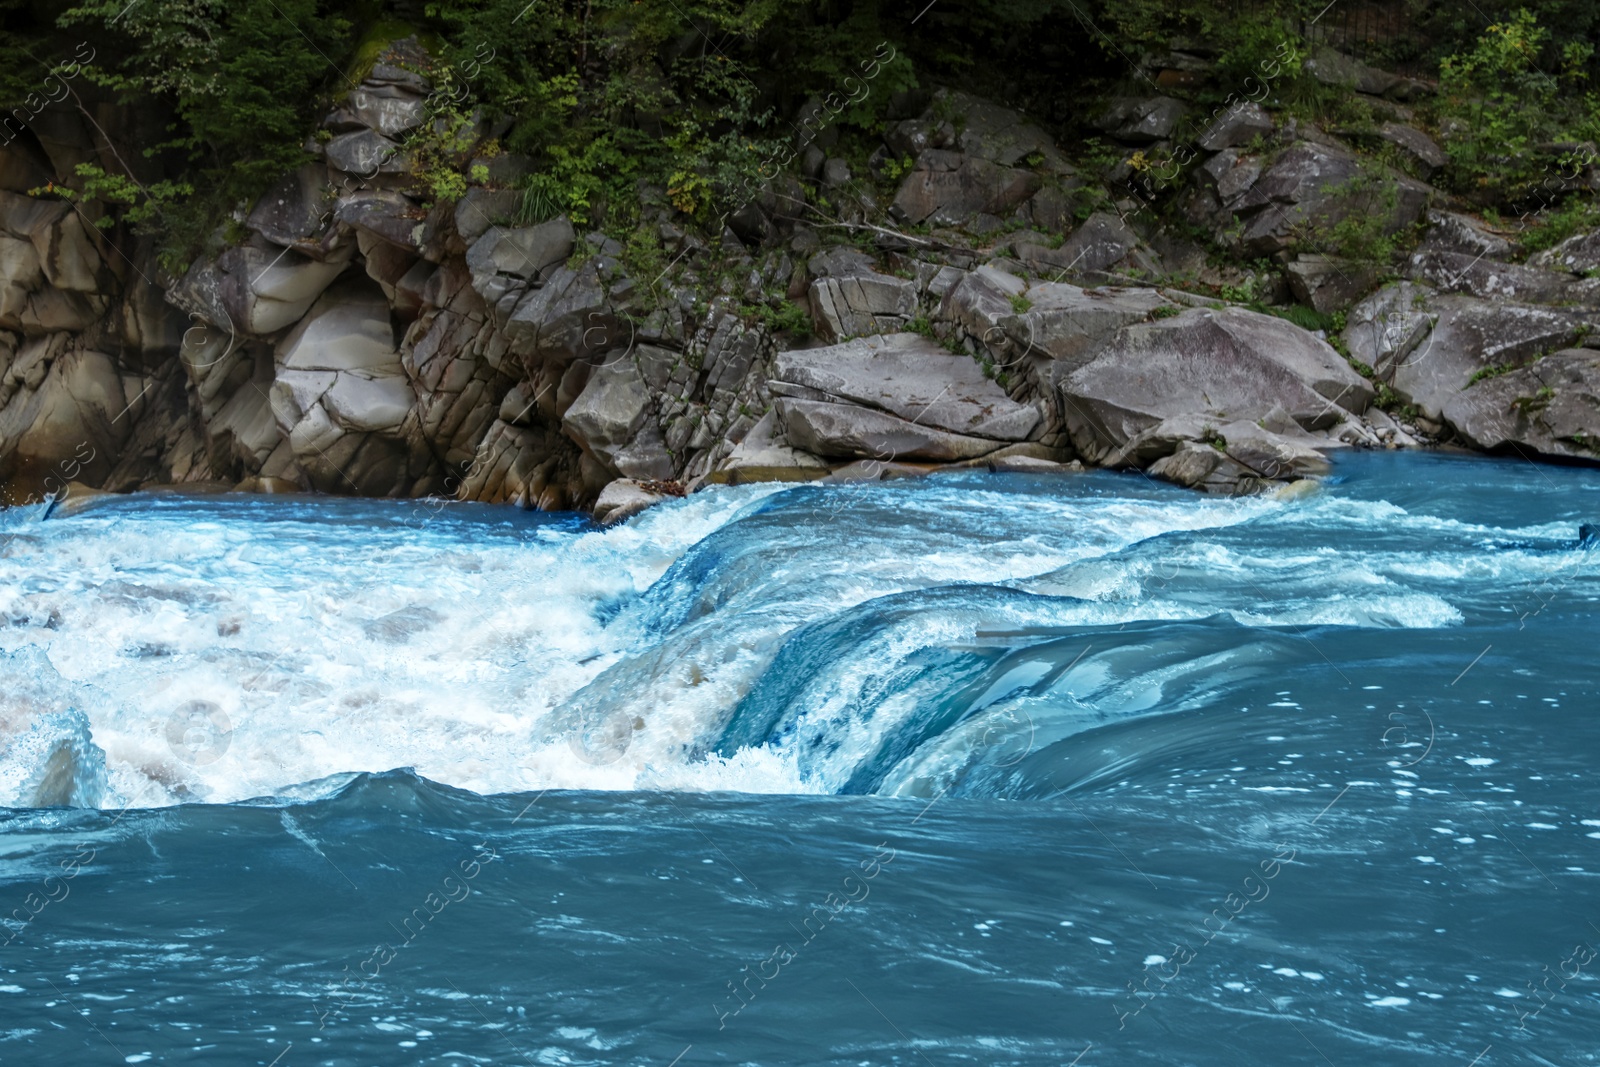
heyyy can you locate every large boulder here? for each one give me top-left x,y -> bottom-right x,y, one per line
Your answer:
890,149 -> 1042,226
771,333 -> 1040,441
170,243 -> 352,337
1367,290 -> 1589,431
0,340 -> 129,497
268,280 -> 421,494
502,261 -> 613,364
1060,306 -> 1374,463
1228,141 -> 1430,256
1529,231 -> 1600,275
1197,103 -> 1274,151
1443,348 -> 1600,459
1000,281 -> 1174,373
247,164 -> 339,255
1095,97 -> 1186,143
808,267 -> 917,343
777,398 -> 1006,462
1407,248 -> 1579,305
563,351 -> 653,471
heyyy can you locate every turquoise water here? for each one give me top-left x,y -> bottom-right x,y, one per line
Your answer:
1,453 -> 1597,1065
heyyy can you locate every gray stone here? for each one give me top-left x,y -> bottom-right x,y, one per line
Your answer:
503,263 -> 613,364
466,218 -> 575,285
593,478 -> 670,524
325,129 -> 407,175
1446,348 -> 1600,459
890,149 -> 1042,226
808,270 -> 917,343
1231,141 -> 1430,256
1096,97 -> 1186,143
1196,102 -> 1274,151
771,333 -> 1039,440
1304,47 -> 1400,96
1529,231 -> 1600,275
1060,306 -> 1374,463
1343,282 -> 1435,371
247,164 -> 336,251
454,189 -> 527,244
1408,249 -> 1579,305
1055,212 -> 1139,274
1420,210 -> 1513,260
348,84 -> 426,139
563,352 -> 652,469
1377,122 -> 1448,178
1001,282 -> 1174,373
777,398 -> 1005,461
1385,294 -> 1584,425
1285,254 -> 1379,313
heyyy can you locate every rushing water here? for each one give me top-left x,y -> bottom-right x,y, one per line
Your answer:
1,452 -> 1597,1066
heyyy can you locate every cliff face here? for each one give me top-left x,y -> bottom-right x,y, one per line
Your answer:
4,40 -> 1600,515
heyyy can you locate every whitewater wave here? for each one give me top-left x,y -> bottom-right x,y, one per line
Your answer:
0,459 -> 1594,807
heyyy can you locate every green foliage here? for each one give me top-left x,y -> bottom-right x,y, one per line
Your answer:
1432,9 -> 1600,202
1009,293 -> 1033,314
1468,362 -> 1521,385
1295,166 -> 1405,268
752,299 -> 813,336
1519,197 -> 1600,252
33,164 -> 193,230
1150,304 -> 1182,319
1269,304 -> 1337,333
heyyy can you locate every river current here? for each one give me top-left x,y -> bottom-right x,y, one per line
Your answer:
0,452 -> 1596,1065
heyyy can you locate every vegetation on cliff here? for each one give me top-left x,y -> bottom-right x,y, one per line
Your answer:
1,1 -> 1598,276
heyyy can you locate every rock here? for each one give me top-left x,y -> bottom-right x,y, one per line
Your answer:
503,262 -> 613,363
939,91 -> 1064,167
1196,102 -> 1274,151
0,191 -> 102,293
807,268 -> 917,343
0,345 -> 128,496
465,218 -> 575,285
322,371 -> 413,432
247,164 -> 336,252
1408,249 -> 1579,305
822,158 -> 852,186
1304,47 -> 1400,96
941,264 -> 1027,342
776,398 -> 1006,461
1095,97 -> 1186,143
717,409 -> 830,477
1444,348 -> 1600,459
325,129 -> 407,175
1383,293 -> 1585,426
1229,141 -> 1429,256
563,352 -> 653,470
890,149 -> 1042,226
1198,149 -> 1265,211
0,235 -> 43,328
1001,282 -> 1174,373
771,333 -> 1039,440
275,279 -> 397,372
1285,254 -> 1378,313
592,478 -> 670,524
1055,211 -> 1140,274
1420,211 -> 1513,260
1377,122 -> 1448,178
1529,231 -> 1600,275
347,84 -> 426,139
1343,281 -> 1435,371
1060,306 -> 1374,464
170,243 -> 351,337
453,189 -> 526,245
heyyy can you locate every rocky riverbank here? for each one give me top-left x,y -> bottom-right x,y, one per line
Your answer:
3,39 -> 1599,520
